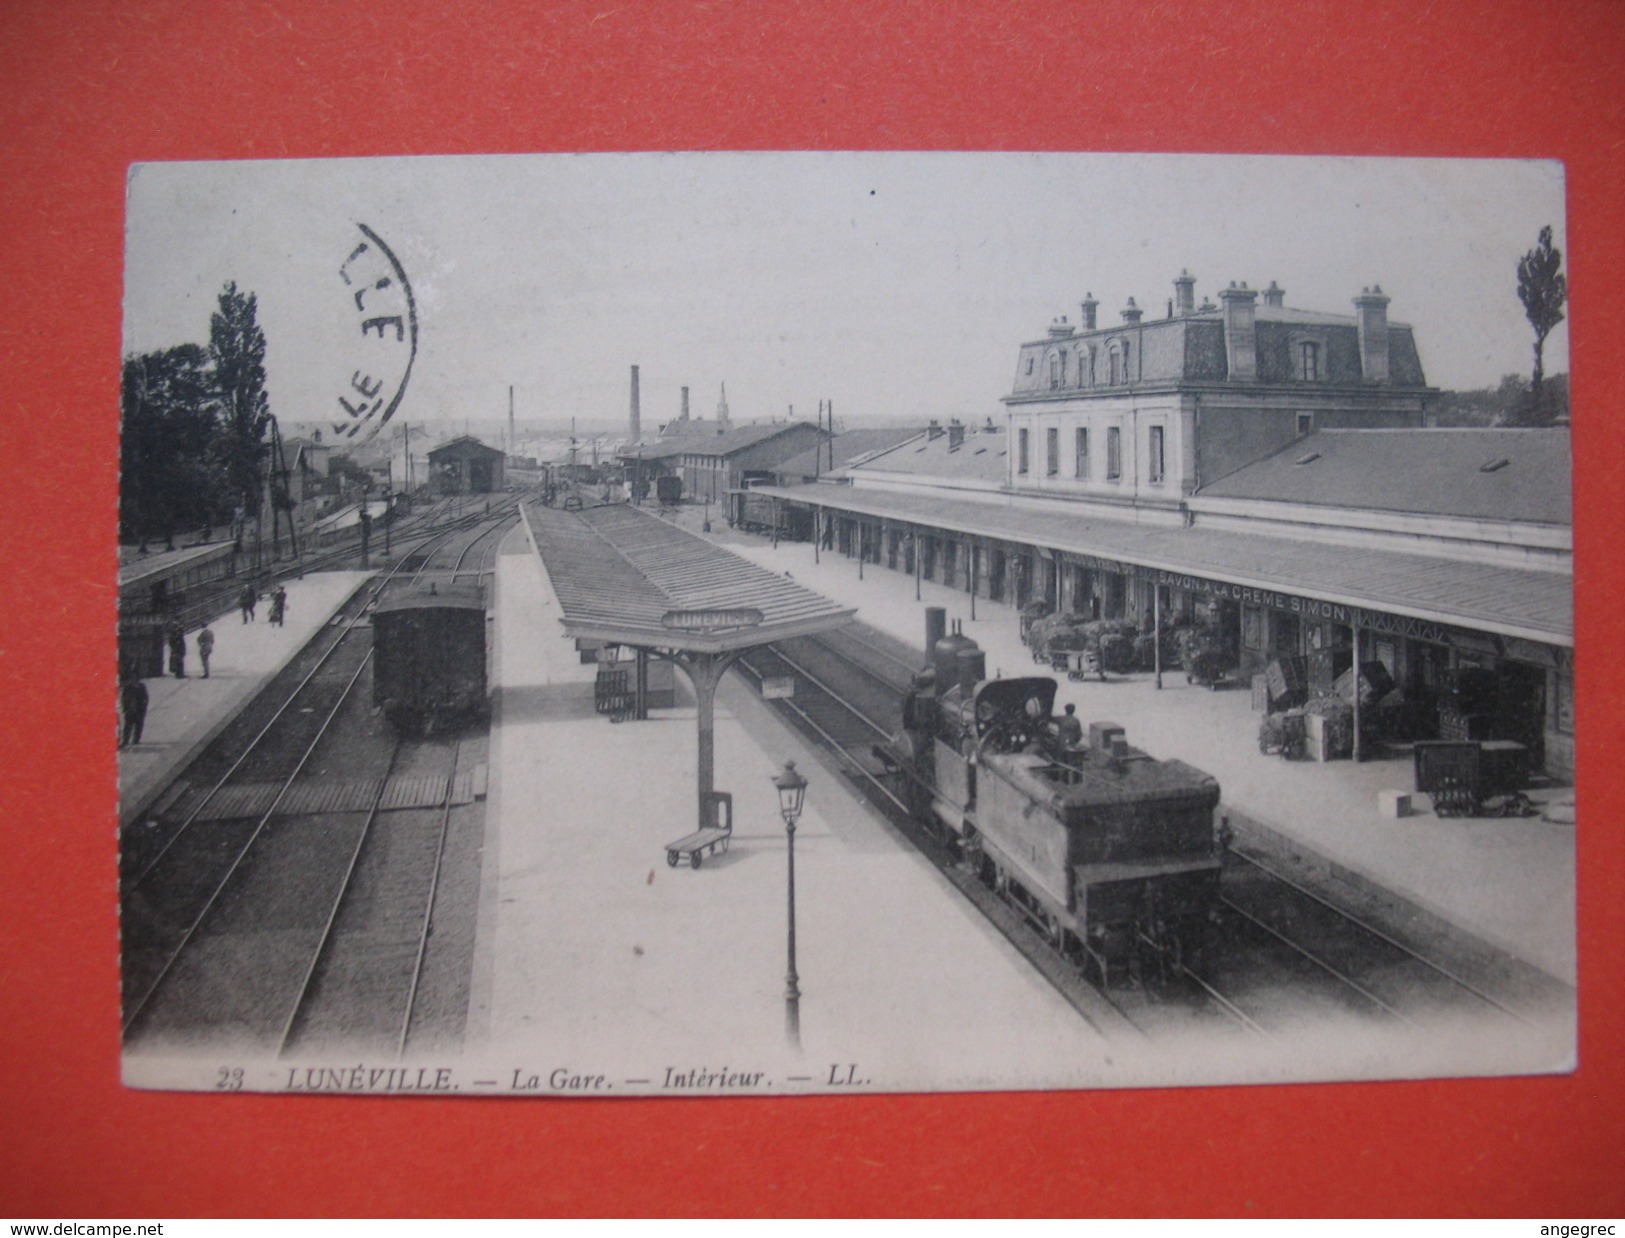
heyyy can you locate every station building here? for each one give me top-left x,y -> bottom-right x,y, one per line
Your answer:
750,274 -> 1574,781
1004,274 -> 1431,524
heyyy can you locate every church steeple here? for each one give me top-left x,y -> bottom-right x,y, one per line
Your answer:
716,382 -> 731,431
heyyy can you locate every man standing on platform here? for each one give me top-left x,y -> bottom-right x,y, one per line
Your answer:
269,584 -> 287,627
1054,702 -> 1084,748
239,583 -> 257,623
167,624 -> 187,679
197,623 -> 215,678
119,676 -> 148,748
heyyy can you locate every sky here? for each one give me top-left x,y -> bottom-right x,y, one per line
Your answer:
123,152 -> 1569,438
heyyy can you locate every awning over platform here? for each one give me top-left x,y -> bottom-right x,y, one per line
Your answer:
524,502 -> 855,653
750,484 -> 1572,648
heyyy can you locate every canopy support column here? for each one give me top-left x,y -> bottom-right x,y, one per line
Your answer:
1352,613 -> 1365,763
674,650 -> 744,830
1154,583 -> 1163,690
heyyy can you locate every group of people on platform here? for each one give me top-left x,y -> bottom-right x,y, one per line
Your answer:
119,581 -> 288,749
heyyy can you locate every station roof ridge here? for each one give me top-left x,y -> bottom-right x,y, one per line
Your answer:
426,434 -> 503,457
525,501 -> 855,652
1021,305 -> 1412,348
628,420 -> 818,461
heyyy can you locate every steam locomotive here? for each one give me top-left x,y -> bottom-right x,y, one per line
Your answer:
881,608 -> 1224,985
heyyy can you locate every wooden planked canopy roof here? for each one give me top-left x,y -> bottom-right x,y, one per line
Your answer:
524,501 -> 854,653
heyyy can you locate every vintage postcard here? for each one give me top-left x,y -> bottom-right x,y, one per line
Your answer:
118,152 -> 1575,1096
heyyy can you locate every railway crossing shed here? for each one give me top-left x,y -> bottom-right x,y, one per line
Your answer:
521,502 -> 855,831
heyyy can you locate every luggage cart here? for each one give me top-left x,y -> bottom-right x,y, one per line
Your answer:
664,792 -> 734,870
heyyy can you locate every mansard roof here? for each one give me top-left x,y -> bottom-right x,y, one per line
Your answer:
1006,298 -> 1428,397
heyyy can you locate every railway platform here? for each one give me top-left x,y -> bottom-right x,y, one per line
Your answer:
693,515 -> 1577,989
117,571 -> 374,829
470,523 -> 1130,1092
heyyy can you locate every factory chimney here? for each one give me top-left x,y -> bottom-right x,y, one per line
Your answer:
680,385 -> 690,422
629,365 -> 641,442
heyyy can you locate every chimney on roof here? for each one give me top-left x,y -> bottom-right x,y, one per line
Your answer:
680,385 -> 690,422
1219,282 -> 1259,381
1174,269 -> 1196,317
1263,280 -> 1285,308
947,419 -> 965,449
1354,285 -> 1391,383
629,365 -> 641,441
927,419 -> 945,440
1121,297 -> 1143,325
1048,316 -> 1075,338
1080,293 -> 1098,331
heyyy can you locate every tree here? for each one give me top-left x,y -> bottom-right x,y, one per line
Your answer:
209,282 -> 272,532
1516,225 -> 1567,422
120,344 -> 220,548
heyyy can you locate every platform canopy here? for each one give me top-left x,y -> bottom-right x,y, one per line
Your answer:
525,501 -> 857,834
526,502 -> 854,653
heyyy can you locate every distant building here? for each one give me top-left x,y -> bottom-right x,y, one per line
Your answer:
622,421 -> 828,505
1003,274 -> 1433,523
427,435 -> 506,495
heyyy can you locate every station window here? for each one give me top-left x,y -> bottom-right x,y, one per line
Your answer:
1106,426 -> 1122,480
1025,356 -> 1034,375
1075,427 -> 1089,479
1085,346 -> 1097,387
1148,425 -> 1165,483
1046,427 -> 1059,476
1109,345 -> 1123,386
1017,427 -> 1030,475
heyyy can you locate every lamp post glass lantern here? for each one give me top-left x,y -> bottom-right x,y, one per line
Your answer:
772,760 -> 808,1048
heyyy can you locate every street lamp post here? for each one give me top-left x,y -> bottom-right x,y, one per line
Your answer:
772,760 -> 809,1050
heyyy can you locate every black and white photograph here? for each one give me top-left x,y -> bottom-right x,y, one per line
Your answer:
117,151 -> 1575,1097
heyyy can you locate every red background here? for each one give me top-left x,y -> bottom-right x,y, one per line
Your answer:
2,0 -> 1622,1217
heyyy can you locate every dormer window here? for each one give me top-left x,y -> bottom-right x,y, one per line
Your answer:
1299,341 -> 1321,382
1108,342 -> 1127,386
1025,356 -> 1034,376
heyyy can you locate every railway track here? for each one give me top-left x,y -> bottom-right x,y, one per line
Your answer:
120,511 -> 514,1056
733,621 -> 1546,1045
156,490 -> 528,635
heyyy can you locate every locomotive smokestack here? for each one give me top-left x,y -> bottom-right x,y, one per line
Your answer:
629,365 -> 641,441
924,606 -> 946,665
